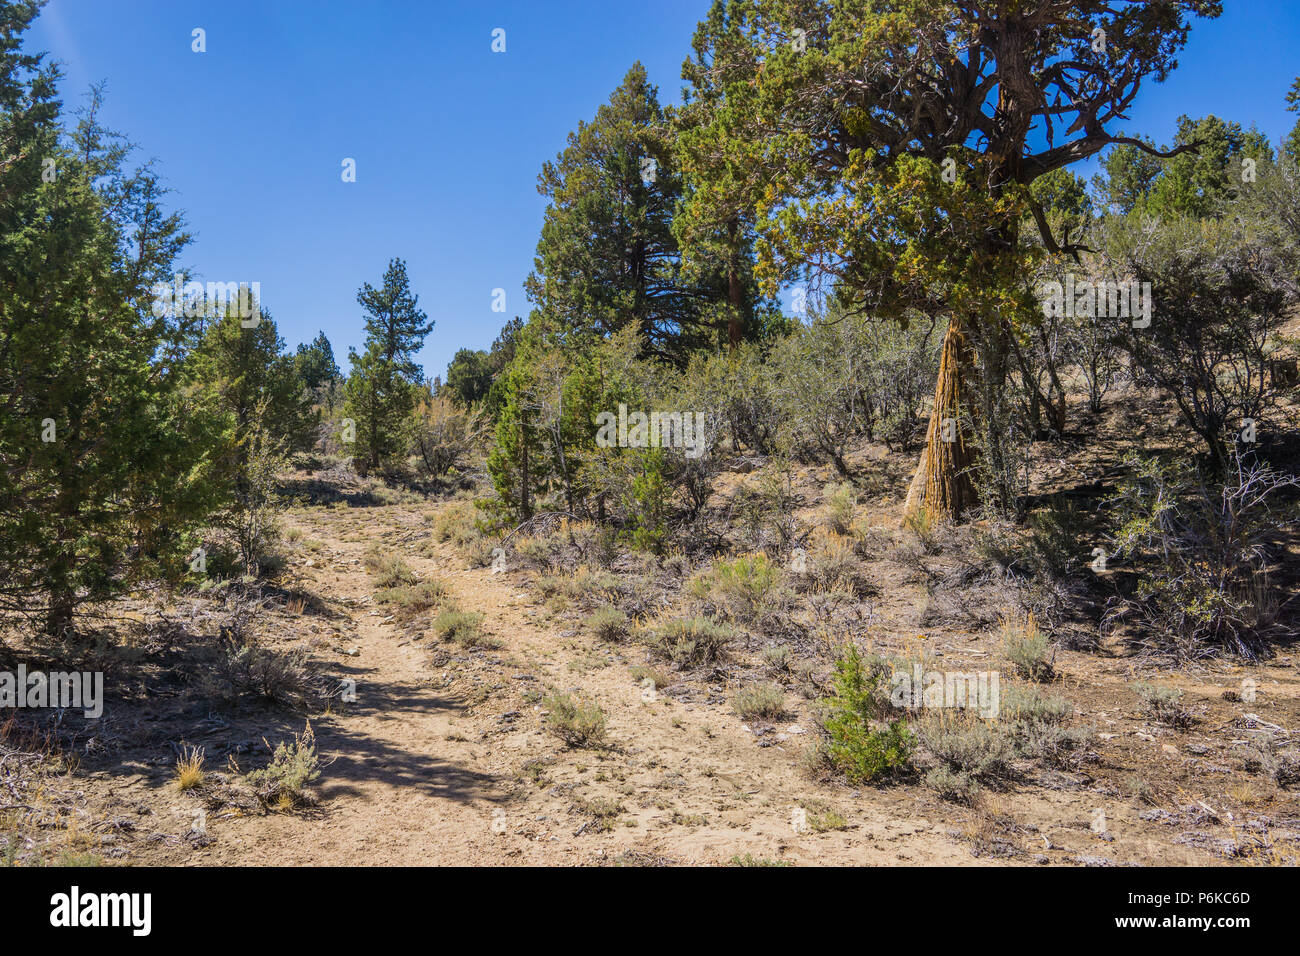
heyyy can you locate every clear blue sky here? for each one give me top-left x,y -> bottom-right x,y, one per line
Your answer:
27,0 -> 1300,380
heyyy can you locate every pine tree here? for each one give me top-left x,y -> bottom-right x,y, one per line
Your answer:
444,348 -> 492,407
356,258 -> 433,380
1283,78 -> 1300,163
525,63 -> 766,366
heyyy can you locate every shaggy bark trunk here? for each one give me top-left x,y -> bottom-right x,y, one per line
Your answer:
904,314 -> 977,522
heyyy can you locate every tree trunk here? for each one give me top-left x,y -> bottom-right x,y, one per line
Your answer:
727,219 -> 743,350
904,314 -> 977,522
519,411 -> 532,520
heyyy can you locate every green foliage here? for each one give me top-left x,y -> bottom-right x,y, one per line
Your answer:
0,50 -> 217,632
1097,115 -> 1274,220
342,259 -> 431,474
769,304 -> 939,466
543,692 -> 607,748
621,447 -> 669,552
1286,77 -> 1300,163
295,331 -> 342,411
526,63 -> 767,366
356,257 -> 433,379
689,551 -> 781,622
246,723 -> 321,809
821,645 -> 912,783
1094,137 -> 1165,216
678,1 -> 1217,519
188,303 -> 310,576
343,341 -> 415,474
486,330 -> 643,523
823,482 -> 857,535
443,348 -> 493,407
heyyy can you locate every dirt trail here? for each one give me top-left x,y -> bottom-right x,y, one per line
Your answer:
197,502 -> 982,866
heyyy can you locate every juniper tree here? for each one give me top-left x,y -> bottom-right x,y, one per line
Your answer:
679,0 -> 1222,520
0,7 -> 213,633
342,341 -> 414,474
295,331 -> 341,408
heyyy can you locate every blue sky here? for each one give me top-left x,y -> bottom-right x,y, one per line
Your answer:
28,0 -> 1300,380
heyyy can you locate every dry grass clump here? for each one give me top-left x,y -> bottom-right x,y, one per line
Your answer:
363,547 -> 417,589
174,745 -> 206,791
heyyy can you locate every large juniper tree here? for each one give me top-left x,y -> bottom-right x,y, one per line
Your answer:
680,0 -> 1221,520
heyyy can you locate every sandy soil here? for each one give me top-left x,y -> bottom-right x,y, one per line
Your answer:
35,481 -> 1290,868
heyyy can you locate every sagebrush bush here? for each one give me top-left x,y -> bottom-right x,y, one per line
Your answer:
1003,685 -> 1072,726
690,552 -> 782,622
902,506 -> 941,552
657,616 -> 737,668
362,548 -> 416,589
629,664 -> 670,690
823,482 -> 857,534
1002,615 -> 1054,681
431,502 -> 482,547
807,530 -> 866,595
1243,733 -> 1300,789
203,636 -> 321,709
1132,682 -> 1195,730
923,765 -> 982,804
376,578 -> 448,616
433,608 -> 491,648
762,643 -> 792,671
544,692 -> 607,748
586,606 -> 628,642
1004,686 -> 1091,768
732,683 -> 787,720
1106,451 -> 1298,661
917,713 -> 1015,785
247,723 -> 321,810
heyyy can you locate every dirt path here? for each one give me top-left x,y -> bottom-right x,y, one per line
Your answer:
195,502 -> 983,866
